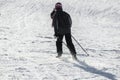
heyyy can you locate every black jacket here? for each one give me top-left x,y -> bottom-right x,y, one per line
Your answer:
51,10 -> 72,35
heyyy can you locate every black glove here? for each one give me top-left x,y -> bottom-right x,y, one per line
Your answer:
54,33 -> 59,38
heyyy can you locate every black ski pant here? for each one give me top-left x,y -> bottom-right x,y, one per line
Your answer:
56,33 -> 76,56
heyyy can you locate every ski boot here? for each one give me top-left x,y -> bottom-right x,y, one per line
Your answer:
72,54 -> 78,60
56,52 -> 62,58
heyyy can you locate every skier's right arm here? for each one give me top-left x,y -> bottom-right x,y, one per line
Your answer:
50,8 -> 56,19
53,15 -> 59,37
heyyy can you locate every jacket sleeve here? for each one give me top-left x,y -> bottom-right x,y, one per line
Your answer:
53,14 -> 58,34
50,10 -> 58,34
50,9 -> 56,19
68,15 -> 72,27
50,10 -> 56,27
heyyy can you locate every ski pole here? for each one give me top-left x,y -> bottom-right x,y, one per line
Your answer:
71,35 -> 89,56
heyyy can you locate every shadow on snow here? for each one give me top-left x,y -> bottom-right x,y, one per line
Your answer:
74,60 -> 117,80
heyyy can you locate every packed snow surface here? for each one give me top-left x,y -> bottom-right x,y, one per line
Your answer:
0,0 -> 120,80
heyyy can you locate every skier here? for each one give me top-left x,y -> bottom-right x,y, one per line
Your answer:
50,2 -> 77,60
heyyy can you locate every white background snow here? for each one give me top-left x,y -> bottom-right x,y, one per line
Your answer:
0,0 -> 120,80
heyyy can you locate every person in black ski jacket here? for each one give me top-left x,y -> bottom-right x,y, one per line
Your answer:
50,2 -> 77,60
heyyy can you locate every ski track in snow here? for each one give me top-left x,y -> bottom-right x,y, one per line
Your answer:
0,0 -> 120,80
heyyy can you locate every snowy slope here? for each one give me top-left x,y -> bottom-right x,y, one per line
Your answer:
0,0 -> 120,80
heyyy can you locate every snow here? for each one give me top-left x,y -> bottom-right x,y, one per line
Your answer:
0,0 -> 120,80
